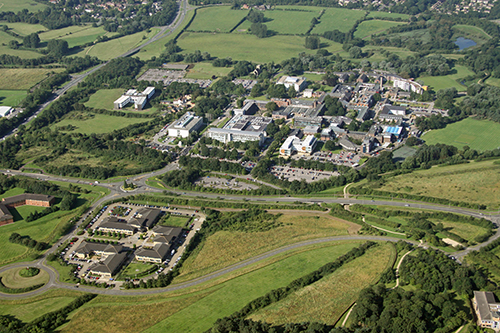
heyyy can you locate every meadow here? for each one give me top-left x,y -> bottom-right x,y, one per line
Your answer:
39,25 -> 110,48
184,62 -> 233,79
452,24 -> 491,45
51,112 -> 151,135
374,159 -> 500,209
419,65 -> 474,91
4,22 -> 46,36
0,31 -> 42,59
84,88 -> 158,113
438,221 -> 488,243
422,117 -> 500,151
311,7 -> 365,34
176,212 -> 358,282
354,20 -> 405,39
366,11 -> 410,20
249,243 -> 394,325
0,0 -> 46,12
0,90 -> 27,106
0,68 -> 65,90
188,6 -> 248,33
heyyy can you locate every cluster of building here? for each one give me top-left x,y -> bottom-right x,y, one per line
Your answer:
473,291 -> 500,330
206,114 -> 273,146
0,194 -> 55,226
70,0 -> 163,20
113,87 -> 155,110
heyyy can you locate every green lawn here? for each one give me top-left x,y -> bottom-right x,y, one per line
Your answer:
0,267 -> 49,288
366,11 -> 410,20
51,112 -> 151,135
84,88 -> 158,114
39,25 -> 110,48
0,296 -> 75,322
47,260 -> 77,283
161,215 -> 190,228
419,64 -> 474,91
423,118 -> 500,151
354,20 -> 406,39
0,90 -> 27,106
185,62 -> 233,79
0,68 -> 65,90
362,46 -> 416,62
189,6 -> 248,32
312,7 -> 365,34
120,262 -> 156,279
0,0 -> 47,12
485,77 -> 500,87
4,22 -> 47,36
177,32 -> 343,63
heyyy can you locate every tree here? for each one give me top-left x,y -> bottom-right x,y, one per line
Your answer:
47,39 -> 68,57
250,22 -> 268,38
266,101 -> 277,112
305,36 -> 320,50
349,46 -> 362,59
23,33 -> 40,48
8,40 -> 20,49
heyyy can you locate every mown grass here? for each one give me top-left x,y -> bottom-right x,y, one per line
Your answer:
161,215 -> 190,227
0,90 -> 27,106
0,267 -> 49,288
4,22 -> 46,36
39,25 -> 110,48
51,112 -> 151,135
120,262 -> 157,278
189,6 -> 248,32
419,64 -> 473,91
0,68 -> 65,90
366,11 -> 409,20
185,62 -> 233,79
374,159 -> 500,209
177,32 -> 343,63
249,243 -> 394,325
354,20 -> 405,39
422,117 -> 500,151
311,7 -> 365,34
0,0 -> 46,12
176,213 -> 357,282
83,88 -> 158,114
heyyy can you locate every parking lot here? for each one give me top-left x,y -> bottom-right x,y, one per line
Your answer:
194,176 -> 260,191
270,166 -> 339,183
292,151 -> 361,167
137,69 -> 186,82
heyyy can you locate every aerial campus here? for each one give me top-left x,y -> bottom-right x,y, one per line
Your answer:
2,0 -> 500,333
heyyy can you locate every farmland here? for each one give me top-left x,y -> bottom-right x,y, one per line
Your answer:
0,0 -> 46,13
0,31 -> 43,59
0,68 -> 65,90
366,11 -> 410,20
39,25 -> 110,48
373,159 -> 500,209
311,7 -> 365,34
188,6 -> 247,32
0,90 -> 27,106
51,112 -> 151,135
419,65 -> 474,91
354,20 -> 405,39
422,118 -> 500,151
3,22 -> 46,36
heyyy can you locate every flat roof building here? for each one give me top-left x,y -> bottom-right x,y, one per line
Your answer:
279,135 -> 317,156
113,87 -> 155,110
0,106 -> 13,117
473,291 -> 500,330
167,112 -> 204,138
276,76 -> 308,92
206,115 -> 272,146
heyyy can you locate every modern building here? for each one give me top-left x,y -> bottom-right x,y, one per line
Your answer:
378,105 -> 406,122
74,242 -> 123,259
128,208 -> 163,231
135,243 -> 170,263
473,291 -> 500,330
338,137 -> 358,151
279,135 -> 317,156
233,101 -> 259,116
294,116 -> 323,128
151,225 -> 183,245
89,252 -> 128,277
98,217 -> 137,236
276,76 -> 308,92
113,87 -> 155,110
0,194 -> 55,227
167,112 -> 204,138
393,79 -> 424,94
0,106 -> 13,117
205,115 -> 272,146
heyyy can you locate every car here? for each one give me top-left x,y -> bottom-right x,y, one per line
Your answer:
405,204 -> 410,207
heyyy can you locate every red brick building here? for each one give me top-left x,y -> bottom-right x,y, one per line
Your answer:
0,194 -> 55,226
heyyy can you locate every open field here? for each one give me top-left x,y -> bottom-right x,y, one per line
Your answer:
485,77 -> 500,87
0,267 -> 49,288
188,6 -> 247,32
249,243 -> 394,325
0,68 -> 65,90
176,213 -> 358,282
354,20 -> 405,39
0,31 -> 42,58
452,24 -> 491,44
185,62 -> 233,79
4,22 -> 46,35
84,88 -> 158,114
439,221 -> 488,243
312,7 -> 365,34
374,159 -> 500,209
75,29 -> 159,60
419,64 -> 473,91
177,32 -> 343,63
161,215 -> 190,227
0,0 -> 46,12
362,46 -> 416,62
51,112 -> 151,135
0,90 -> 27,106
40,25 -> 110,48
367,11 -> 410,20
120,262 -> 156,278
422,117 -> 500,151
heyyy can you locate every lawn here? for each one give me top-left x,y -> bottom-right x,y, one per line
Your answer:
362,46 -> 416,62
392,145 -> 417,162
161,215 -> 190,227
0,68 -> 65,90
39,25 -> 110,48
188,6 -> 248,33
84,88 -> 158,114
0,0 -> 46,12
0,267 -> 49,289
51,112 -> 151,135
249,243 -> 394,325
366,11 -> 410,20
422,117 -> 500,151
485,77 -> 500,87
176,212 -> 358,282
0,90 -> 27,106
120,262 -> 157,279
4,22 -> 46,36
47,260 -> 77,283
312,7 -> 365,34
354,20 -> 406,39
185,62 -> 233,79
374,159 -> 500,209
419,64 -> 474,91
177,32 -> 343,63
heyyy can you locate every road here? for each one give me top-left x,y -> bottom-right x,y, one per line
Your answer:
1,0 -> 189,141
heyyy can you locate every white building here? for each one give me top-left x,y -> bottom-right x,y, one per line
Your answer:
276,76 -> 308,92
393,79 -> 423,94
113,87 -> 156,110
279,135 -> 317,156
205,115 -> 272,146
167,112 -> 204,138
0,106 -> 13,117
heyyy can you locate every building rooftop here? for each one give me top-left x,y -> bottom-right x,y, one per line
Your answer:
128,208 -> 162,230
2,194 -> 54,205
136,243 -> 170,260
75,241 -> 123,256
89,252 -> 127,275
223,115 -> 272,133
99,220 -> 136,232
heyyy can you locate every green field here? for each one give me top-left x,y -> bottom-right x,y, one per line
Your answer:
423,118 -> 500,151
84,88 -> 158,114
0,90 -> 27,106
486,77 -> 500,87
184,62 -> 233,79
374,159 -> 500,209
354,20 -> 405,39
439,221 -> 488,243
39,25 -> 110,48
120,262 -> 156,279
177,32 -> 343,63
312,7 -> 365,34
452,24 -> 491,45
161,215 -> 190,227
0,267 -> 48,289
366,11 -> 410,20
0,31 -> 43,59
4,22 -> 47,36
419,65 -> 474,91
51,112 -> 151,135
0,0 -> 46,12
362,46 -> 416,62
0,68 -> 65,90
189,6 -> 248,32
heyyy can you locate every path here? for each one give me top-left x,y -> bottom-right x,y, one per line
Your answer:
362,216 -> 406,236
393,250 -> 413,289
342,303 -> 356,327
343,183 -> 353,199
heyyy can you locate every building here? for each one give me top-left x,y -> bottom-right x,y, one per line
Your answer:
378,104 -> 406,122
151,225 -> 183,245
128,208 -> 163,231
0,106 -> 13,117
272,108 -> 293,120
135,243 -> 170,263
393,79 -> 424,94
303,125 -> 320,136
113,87 -> 155,110
0,205 -> 13,226
362,137 -> 376,154
205,115 -> 272,146
98,217 -> 137,235
279,135 -> 317,156
473,291 -> 500,330
167,112 -> 204,138
338,137 -> 358,151
294,116 -> 323,128
303,89 -> 314,98
74,242 -> 123,259
89,252 -> 128,277
276,76 -> 308,92
0,194 -> 55,227
233,101 -> 259,116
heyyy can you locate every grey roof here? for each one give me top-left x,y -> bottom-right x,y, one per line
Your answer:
89,252 -> 127,275
128,208 -> 162,230
135,243 -> 170,260
339,137 -> 358,150
2,193 -> 54,205
475,291 -> 500,321
0,204 -> 12,222
99,220 -> 136,232
75,241 -> 123,256
152,225 -> 183,244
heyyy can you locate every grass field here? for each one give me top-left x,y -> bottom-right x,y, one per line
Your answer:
0,90 -> 27,106
176,213 -> 358,282
0,68 -> 65,90
39,25 -> 110,48
366,11 -> 410,20
0,0 -> 46,12
438,221 -> 488,243
485,77 -> 500,87
51,112 -> 151,135
419,65 -> 474,91
184,62 -> 233,79
83,88 -> 158,114
392,145 -> 417,162
354,20 -> 405,39
312,7 -> 365,34
120,262 -> 156,279
189,6 -> 248,33
452,24 -> 491,45
0,31 -> 43,58
0,267 -> 49,288
249,243 -> 394,325
161,215 -> 190,227
4,22 -> 46,36
177,32 -> 343,63
374,159 -> 500,209
423,118 -> 500,151
362,46 -> 416,62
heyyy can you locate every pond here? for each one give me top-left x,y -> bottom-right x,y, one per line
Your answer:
455,37 -> 477,51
